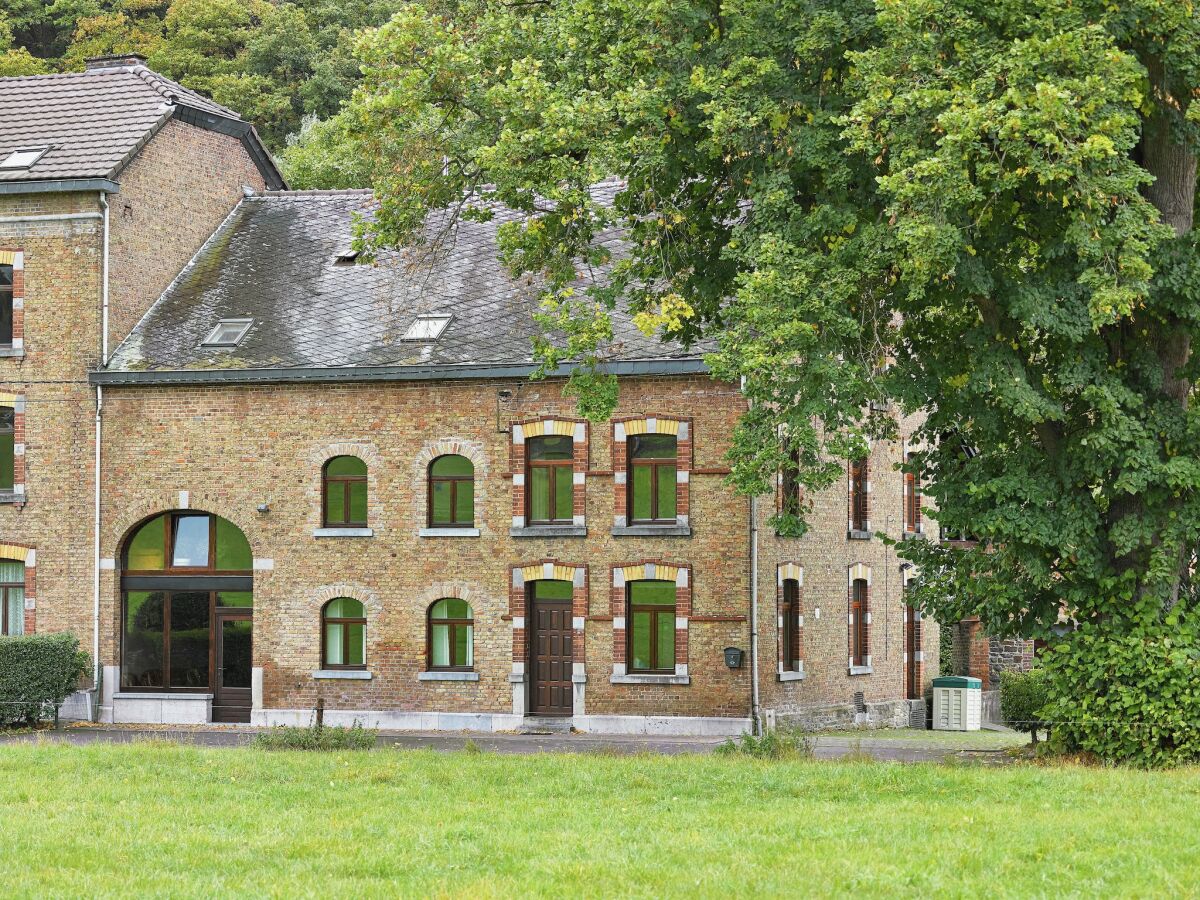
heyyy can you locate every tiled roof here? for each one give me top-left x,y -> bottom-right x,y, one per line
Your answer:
0,60 -> 253,183
103,190 -> 707,375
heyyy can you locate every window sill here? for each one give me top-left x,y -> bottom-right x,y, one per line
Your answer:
901,531 -> 926,541
0,491 -> 22,505
777,670 -> 806,683
610,673 -> 691,685
113,691 -> 213,700
417,671 -> 480,682
0,347 -> 24,359
510,525 -> 587,538
848,666 -> 873,676
418,527 -> 480,538
611,524 -> 692,537
312,670 -> 372,680
313,527 -> 374,538
847,530 -> 872,541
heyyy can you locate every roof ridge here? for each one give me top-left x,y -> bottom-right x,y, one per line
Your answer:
256,189 -> 376,198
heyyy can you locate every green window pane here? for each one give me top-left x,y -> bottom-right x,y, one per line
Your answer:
656,611 -> 675,669
0,430 -> 12,491
126,515 -> 166,570
631,434 -> 676,460
327,597 -> 364,618
630,465 -> 653,520
455,479 -> 474,524
123,591 -> 165,688
431,480 -> 453,524
217,590 -> 253,609
348,480 -> 368,523
529,436 -> 573,460
326,456 -> 367,477
629,580 -> 676,605
325,486 -> 344,524
631,611 -> 652,671
431,455 -> 473,477
530,466 -> 550,521
456,625 -> 473,668
172,515 -> 209,567
431,623 -> 449,667
432,598 -> 471,620
0,561 -> 24,583
325,621 -> 344,666
215,516 -> 252,571
554,465 -> 573,521
4,586 -> 22,636
532,579 -> 573,601
169,591 -> 210,688
346,623 -> 365,666
657,465 -> 677,519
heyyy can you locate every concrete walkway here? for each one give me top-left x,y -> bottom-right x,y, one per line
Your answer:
0,724 -> 1023,763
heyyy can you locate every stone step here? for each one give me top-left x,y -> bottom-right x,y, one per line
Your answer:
518,717 -> 574,735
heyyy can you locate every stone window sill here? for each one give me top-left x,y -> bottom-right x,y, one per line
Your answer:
312,670 -> 372,680
610,673 -> 691,686
847,530 -> 872,541
313,527 -> 374,538
113,692 -> 213,700
417,671 -> 479,682
510,525 -> 587,538
777,670 -> 806,682
901,531 -> 926,541
848,665 -> 873,676
419,527 -> 480,538
0,491 -> 22,505
611,524 -> 692,537
0,347 -> 24,359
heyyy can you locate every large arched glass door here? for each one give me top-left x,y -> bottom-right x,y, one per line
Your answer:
121,512 -> 253,722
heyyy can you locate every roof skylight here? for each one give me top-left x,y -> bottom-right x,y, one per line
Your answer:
0,147 -> 49,170
201,318 -> 253,348
402,314 -> 452,341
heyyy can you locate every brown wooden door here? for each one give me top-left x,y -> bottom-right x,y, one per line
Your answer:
213,611 -> 252,722
530,600 -> 573,716
904,606 -> 918,700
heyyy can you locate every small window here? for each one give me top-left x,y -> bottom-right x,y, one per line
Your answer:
428,455 -> 474,527
322,597 -> 366,669
0,560 -> 23,636
780,450 -> 802,518
0,264 -> 12,347
0,406 -> 13,492
323,456 -> 368,527
781,579 -> 801,672
903,451 -> 922,534
628,434 -> 677,524
201,318 -> 253,348
627,580 -> 676,674
527,435 -> 574,524
0,147 -> 48,170
850,458 -> 869,532
402,314 -> 451,341
850,578 -> 869,667
428,598 -> 474,670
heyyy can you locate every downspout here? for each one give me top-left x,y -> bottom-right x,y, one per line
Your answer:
742,376 -> 761,735
91,192 -> 109,720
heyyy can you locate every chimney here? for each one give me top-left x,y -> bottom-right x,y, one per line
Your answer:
84,54 -> 148,72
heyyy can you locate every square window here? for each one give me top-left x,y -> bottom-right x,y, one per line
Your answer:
201,319 -> 253,347
402,314 -> 451,341
0,147 -> 48,170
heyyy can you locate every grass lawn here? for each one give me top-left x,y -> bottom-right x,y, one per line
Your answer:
2,742 -> 1198,897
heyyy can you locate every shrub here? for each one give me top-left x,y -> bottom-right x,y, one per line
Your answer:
1040,621 -> 1200,768
999,668 -> 1050,744
0,632 -> 90,726
716,727 -> 814,760
253,721 -> 377,751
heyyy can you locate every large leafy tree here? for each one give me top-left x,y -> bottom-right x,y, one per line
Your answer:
293,0 -> 1200,650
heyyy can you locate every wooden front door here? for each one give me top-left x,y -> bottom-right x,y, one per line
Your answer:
213,611 -> 252,722
904,606 -> 919,700
529,600 -> 573,716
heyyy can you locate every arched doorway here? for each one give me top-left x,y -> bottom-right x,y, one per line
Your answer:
121,511 -> 253,722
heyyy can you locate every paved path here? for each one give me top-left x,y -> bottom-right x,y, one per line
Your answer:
0,725 -> 1018,763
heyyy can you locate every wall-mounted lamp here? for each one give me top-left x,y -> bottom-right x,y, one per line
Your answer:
256,503 -> 270,514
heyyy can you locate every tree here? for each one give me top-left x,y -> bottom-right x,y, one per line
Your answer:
297,0 -> 1200,749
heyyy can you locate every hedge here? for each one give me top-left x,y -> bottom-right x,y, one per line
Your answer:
0,632 -> 90,726
999,667 -> 1050,743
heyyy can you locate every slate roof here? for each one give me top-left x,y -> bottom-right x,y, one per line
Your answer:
102,190 -> 707,379
0,58 -> 280,187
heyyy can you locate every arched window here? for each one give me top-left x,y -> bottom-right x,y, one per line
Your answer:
849,458 -> 869,533
628,580 -> 676,673
322,597 -> 366,669
428,455 -> 474,527
628,434 -> 677,524
850,578 -> 869,667
903,451 -> 922,535
323,456 -> 368,527
0,560 -> 23,636
428,598 -> 473,670
527,435 -> 574,524
780,578 -> 801,672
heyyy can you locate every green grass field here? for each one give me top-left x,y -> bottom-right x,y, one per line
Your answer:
2,742 -> 1197,897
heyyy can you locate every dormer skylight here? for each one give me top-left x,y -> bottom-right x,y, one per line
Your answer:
0,147 -> 48,170
402,314 -> 452,341
201,318 -> 253,348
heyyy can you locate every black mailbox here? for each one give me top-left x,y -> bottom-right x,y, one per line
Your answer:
723,646 -> 744,669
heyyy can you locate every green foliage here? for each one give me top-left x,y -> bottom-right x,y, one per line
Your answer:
1041,621 -> 1200,767
716,727 -> 814,760
252,720 -> 377,751
0,632 -> 90,726
999,667 -> 1051,744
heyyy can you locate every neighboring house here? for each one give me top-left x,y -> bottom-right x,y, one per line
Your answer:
2,58 -> 937,735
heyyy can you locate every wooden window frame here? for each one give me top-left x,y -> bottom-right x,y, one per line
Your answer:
627,435 -> 678,525
0,405 -> 13,492
526,437 -> 574,525
849,458 -> 869,532
321,599 -> 367,670
427,455 -> 474,528
626,581 -> 676,674
850,578 -> 869,667
122,513 -> 251,577
0,263 -> 11,347
322,457 -> 368,528
903,451 -> 922,534
0,581 -> 21,636
426,600 -> 474,671
781,579 -> 801,672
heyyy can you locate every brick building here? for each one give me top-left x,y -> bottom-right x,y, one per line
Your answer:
2,59 -> 939,735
